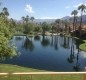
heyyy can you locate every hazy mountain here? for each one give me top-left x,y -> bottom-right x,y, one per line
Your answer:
61,15 -> 86,22
34,19 -> 56,23
13,15 -> 86,24
61,16 -> 71,21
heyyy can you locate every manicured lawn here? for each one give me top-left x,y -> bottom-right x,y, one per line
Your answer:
79,40 -> 86,52
0,64 -> 45,72
0,64 -> 83,80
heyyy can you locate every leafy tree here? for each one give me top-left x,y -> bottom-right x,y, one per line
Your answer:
24,22 -> 35,35
34,26 -> 42,33
42,22 -> 51,35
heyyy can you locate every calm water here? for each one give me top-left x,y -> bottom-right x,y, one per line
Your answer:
1,35 -> 86,72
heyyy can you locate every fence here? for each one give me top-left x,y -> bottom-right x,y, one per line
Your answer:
0,72 -> 86,80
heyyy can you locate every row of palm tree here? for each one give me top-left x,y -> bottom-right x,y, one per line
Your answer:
71,4 -> 86,37
21,16 -> 35,23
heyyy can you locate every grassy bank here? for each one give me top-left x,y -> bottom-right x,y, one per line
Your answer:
0,64 -> 82,80
79,40 -> 86,52
0,64 -> 45,72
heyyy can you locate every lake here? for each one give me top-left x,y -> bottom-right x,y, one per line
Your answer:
1,35 -> 86,72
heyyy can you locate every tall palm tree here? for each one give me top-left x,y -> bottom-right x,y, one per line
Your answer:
30,16 -> 35,22
21,16 -> 25,23
78,4 -> 86,38
2,7 -> 9,26
55,19 -> 61,33
71,10 -> 78,36
25,15 -> 29,23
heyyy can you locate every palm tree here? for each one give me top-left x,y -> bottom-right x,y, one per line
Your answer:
2,7 -> 9,26
55,19 -> 61,33
71,10 -> 78,36
25,15 -> 29,23
30,17 -> 35,22
78,4 -> 86,38
21,16 -> 25,23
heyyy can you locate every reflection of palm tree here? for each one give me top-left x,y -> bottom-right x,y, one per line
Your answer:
51,35 -> 54,46
67,46 -> 74,63
67,37 -> 70,49
41,35 -> 50,47
54,36 -> 58,50
73,45 -> 80,71
67,39 -> 75,64
23,38 -> 34,52
62,36 -> 67,48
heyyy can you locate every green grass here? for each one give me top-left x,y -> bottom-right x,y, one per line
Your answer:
0,64 -> 45,72
79,40 -> 86,52
0,74 -> 82,80
0,64 -> 83,80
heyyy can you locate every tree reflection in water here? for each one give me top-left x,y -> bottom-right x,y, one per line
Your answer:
34,35 -> 40,41
23,37 -> 34,52
61,35 -> 70,49
15,36 -> 22,41
73,44 -> 80,71
54,35 -> 58,50
51,35 -> 54,47
41,35 -> 50,47
67,38 -> 75,63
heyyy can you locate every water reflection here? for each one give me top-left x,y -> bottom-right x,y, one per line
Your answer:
0,35 -> 85,71
73,45 -> 81,71
23,38 -> 34,51
61,36 -> 70,49
51,35 -> 54,46
15,36 -> 22,41
34,35 -> 40,41
54,36 -> 58,50
41,35 -> 50,47
67,38 -> 75,64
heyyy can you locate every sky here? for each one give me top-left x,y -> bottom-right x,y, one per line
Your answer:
1,0 -> 86,20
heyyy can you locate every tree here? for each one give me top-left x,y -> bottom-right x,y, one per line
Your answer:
71,10 -> 78,36
34,26 -> 41,33
25,15 -> 29,23
78,4 -> 86,37
21,16 -> 25,24
55,19 -> 61,33
30,16 -> 35,22
2,7 -> 9,26
24,22 -> 35,35
42,22 -> 51,35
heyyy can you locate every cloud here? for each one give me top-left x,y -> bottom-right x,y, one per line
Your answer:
25,4 -> 34,13
73,3 -> 86,8
65,6 -> 70,9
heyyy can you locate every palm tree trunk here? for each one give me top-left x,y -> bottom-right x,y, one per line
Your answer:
73,15 -> 75,37
79,11 -> 83,38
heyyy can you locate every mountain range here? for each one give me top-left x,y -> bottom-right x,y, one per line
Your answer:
34,15 -> 86,23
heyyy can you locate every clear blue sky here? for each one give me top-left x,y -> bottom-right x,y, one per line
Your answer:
1,0 -> 86,20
